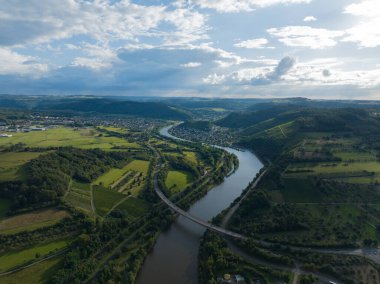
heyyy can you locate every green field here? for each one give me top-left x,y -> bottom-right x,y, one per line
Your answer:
288,161 -> 380,175
0,209 -> 69,235
94,167 -> 130,188
93,187 -> 124,216
0,199 -> 10,219
0,127 -> 140,149
0,239 -> 71,272
0,151 -> 43,181
183,151 -> 197,164
71,181 -> 91,191
114,197 -> 150,219
0,256 -> 62,284
65,191 -> 93,213
94,160 -> 149,196
165,170 -> 192,193
124,160 -> 149,174
333,151 -> 376,162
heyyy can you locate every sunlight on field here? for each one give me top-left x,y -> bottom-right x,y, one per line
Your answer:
0,127 -> 140,149
165,170 -> 192,193
0,152 -> 44,181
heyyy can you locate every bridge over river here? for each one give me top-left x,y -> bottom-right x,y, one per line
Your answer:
153,173 -> 247,240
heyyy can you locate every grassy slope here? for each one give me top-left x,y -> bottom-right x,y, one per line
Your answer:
0,239 -> 72,272
0,152 -> 44,181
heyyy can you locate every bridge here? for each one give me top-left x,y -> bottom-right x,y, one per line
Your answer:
153,170 -> 247,241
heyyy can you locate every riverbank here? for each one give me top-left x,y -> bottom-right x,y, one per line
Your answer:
136,125 -> 263,284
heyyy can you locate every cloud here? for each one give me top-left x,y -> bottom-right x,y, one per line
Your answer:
342,0 -> 380,48
0,0 -> 207,47
176,0 -> 312,13
268,26 -> 344,49
234,38 -> 269,49
204,56 -> 296,85
181,62 -> 202,68
0,47 -> 48,76
303,16 -> 317,22
322,69 -> 331,77
269,56 -> 296,79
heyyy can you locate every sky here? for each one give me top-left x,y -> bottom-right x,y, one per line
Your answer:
0,0 -> 380,99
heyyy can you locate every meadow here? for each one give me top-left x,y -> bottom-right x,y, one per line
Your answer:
0,127 -> 140,149
0,209 -> 69,235
0,238 -> 72,272
0,151 -> 43,181
165,170 -> 193,194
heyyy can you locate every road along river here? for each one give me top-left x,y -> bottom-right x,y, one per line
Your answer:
136,125 -> 263,284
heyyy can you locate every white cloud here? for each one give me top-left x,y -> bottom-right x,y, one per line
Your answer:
283,62 -> 380,88
72,43 -> 119,70
303,16 -> 317,22
176,0 -> 312,13
234,38 -> 269,49
268,26 -> 344,49
181,62 -> 202,68
0,0 -> 207,47
342,0 -> 380,48
0,47 -> 48,76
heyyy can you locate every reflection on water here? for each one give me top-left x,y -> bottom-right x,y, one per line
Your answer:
136,126 -> 263,284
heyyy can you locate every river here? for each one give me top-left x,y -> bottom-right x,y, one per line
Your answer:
136,125 -> 263,284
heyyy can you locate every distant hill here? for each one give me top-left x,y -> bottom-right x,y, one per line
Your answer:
37,98 -> 190,120
230,107 -> 378,160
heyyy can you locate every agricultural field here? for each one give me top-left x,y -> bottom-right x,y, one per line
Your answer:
0,209 -> 69,235
165,170 -> 193,194
0,238 -> 72,272
0,127 -> 140,150
0,151 -> 43,181
94,159 -> 149,196
114,197 -> 150,220
285,133 -> 380,185
64,181 -> 93,213
93,187 -> 125,217
94,165 -> 132,188
0,256 -> 62,284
